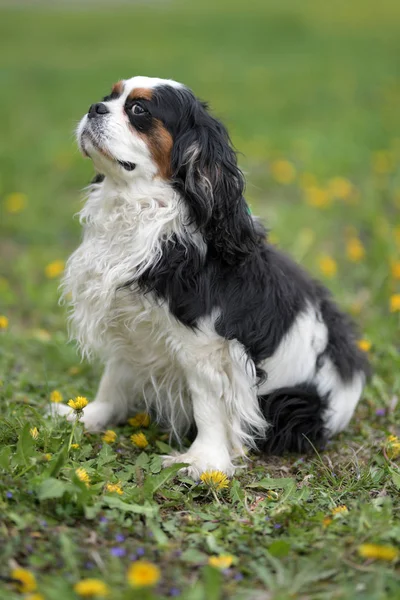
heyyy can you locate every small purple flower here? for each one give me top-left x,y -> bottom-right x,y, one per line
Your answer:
274,523 -> 282,529
100,516 -> 108,524
129,553 -> 137,561
170,588 -> 181,597
265,516 -> 270,521
115,534 -> 125,543
234,573 -> 244,581
136,547 -> 145,556
117,449 -> 123,454
376,408 -> 386,416
40,520 -> 47,527
85,561 -> 94,570
6,491 -> 13,499
110,547 -> 126,557
174,550 -> 182,558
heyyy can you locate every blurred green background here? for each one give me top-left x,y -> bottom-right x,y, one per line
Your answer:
1,0 -> 400,342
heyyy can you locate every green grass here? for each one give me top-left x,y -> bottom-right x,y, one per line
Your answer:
0,1 -> 400,598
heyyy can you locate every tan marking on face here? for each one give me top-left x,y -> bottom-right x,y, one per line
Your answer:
144,119 -> 173,179
128,87 -> 153,101
112,80 -> 124,95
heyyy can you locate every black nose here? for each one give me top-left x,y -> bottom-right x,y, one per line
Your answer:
88,102 -> 109,119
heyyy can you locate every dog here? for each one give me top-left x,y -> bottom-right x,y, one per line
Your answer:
53,76 -> 370,478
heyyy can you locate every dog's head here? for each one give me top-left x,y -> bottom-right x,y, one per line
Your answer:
77,76 -> 257,262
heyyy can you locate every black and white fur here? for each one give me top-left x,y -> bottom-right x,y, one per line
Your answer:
54,76 -> 369,477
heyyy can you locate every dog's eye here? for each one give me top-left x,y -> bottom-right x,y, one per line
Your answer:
131,104 -> 146,115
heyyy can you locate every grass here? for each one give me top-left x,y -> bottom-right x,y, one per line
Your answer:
0,1 -> 399,598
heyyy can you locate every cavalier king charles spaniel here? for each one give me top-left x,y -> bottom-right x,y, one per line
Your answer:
53,76 -> 370,478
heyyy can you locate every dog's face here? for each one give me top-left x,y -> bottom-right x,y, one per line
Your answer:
77,76 -> 189,181
78,75 -> 257,262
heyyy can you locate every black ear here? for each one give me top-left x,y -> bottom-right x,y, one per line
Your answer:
171,99 -> 257,264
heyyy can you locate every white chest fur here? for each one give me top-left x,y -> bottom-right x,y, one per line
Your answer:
62,178 -> 193,361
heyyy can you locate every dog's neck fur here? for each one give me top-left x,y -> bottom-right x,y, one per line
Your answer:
61,176 -> 205,359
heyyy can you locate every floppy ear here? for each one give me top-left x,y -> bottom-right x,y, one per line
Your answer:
171,101 -> 257,264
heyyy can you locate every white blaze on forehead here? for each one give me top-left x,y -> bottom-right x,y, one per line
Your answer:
122,76 -> 183,94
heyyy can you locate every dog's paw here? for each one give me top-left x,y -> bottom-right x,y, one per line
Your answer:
45,401 -> 114,432
45,403 -> 74,421
162,445 -> 235,480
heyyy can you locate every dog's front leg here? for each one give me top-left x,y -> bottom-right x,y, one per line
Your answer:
163,349 -> 236,478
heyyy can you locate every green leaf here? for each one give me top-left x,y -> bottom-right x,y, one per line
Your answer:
181,549 -> 208,564
230,479 -> 245,504
96,443 -> 116,466
268,540 -> 291,558
135,452 -> 150,469
202,565 -> 223,600
390,468 -> 400,489
147,521 -> 169,545
48,445 -> 68,478
0,446 -> 11,470
247,477 -> 296,491
102,495 -> 158,517
15,423 -> 35,466
37,477 -> 68,500
156,440 -> 173,453
142,463 -> 187,499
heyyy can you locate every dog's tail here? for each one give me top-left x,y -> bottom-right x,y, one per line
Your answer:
258,384 -> 328,455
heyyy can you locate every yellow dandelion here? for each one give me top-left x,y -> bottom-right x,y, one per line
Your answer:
74,578 -> 110,597
11,568 -> 37,593
391,261 -> 400,280
30,427 -> 39,440
0,315 -> 9,330
328,177 -> 353,200
346,238 -> 365,262
331,505 -> 348,515
357,339 -> 371,352
105,482 -> 123,495
358,544 -> 399,562
318,256 -> 337,278
305,186 -> 332,209
45,260 -> 65,279
130,432 -> 149,449
128,413 -> 151,428
385,435 -> 400,460
372,151 -> 393,175
127,561 -> 160,588
322,517 -> 332,527
208,554 -> 234,570
270,159 -> 296,184
390,294 -> 400,313
102,430 -> 117,444
68,396 -> 88,411
50,390 -> 63,403
71,443 -> 80,450
200,470 -> 230,491
43,453 -> 52,461
5,192 -> 27,214
75,467 -> 90,487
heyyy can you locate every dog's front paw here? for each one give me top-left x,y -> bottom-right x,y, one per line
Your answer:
46,401 -> 114,432
162,445 -> 235,480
